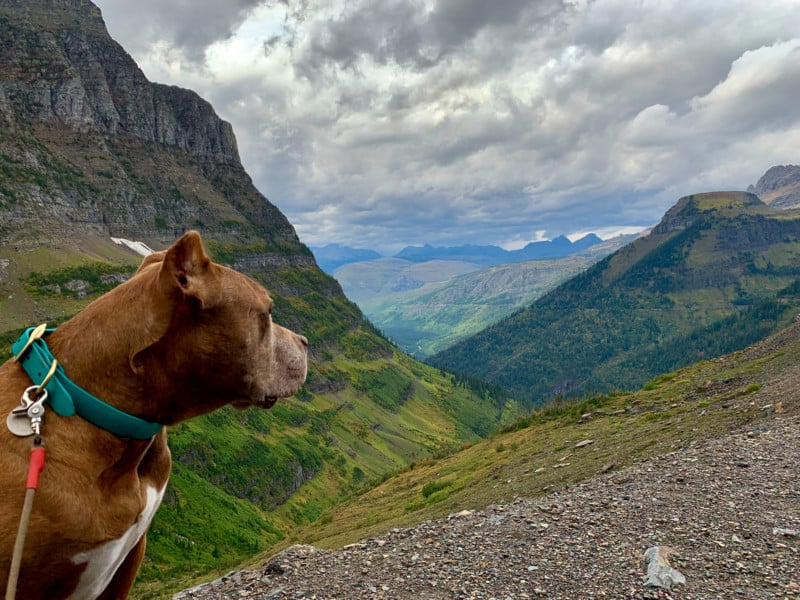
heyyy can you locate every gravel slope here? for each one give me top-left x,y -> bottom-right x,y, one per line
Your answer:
174,411 -> 799,600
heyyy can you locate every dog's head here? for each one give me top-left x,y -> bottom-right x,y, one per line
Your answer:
129,231 -> 308,422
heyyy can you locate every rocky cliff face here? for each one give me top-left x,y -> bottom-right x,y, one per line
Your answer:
0,0 -> 303,255
0,0 -> 238,162
749,164 -> 800,209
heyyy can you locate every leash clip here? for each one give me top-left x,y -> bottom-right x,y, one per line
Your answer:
25,388 -> 47,437
6,387 -> 48,438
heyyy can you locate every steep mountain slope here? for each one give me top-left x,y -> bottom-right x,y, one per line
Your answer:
750,164 -> 800,208
336,234 -> 637,358
431,191 -> 800,403
0,0 -> 510,589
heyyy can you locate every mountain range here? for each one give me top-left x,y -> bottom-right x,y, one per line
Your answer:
333,235 -> 637,357
311,232 -> 605,274
394,234 -> 605,265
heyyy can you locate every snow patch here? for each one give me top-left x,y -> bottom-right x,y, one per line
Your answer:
111,238 -> 154,257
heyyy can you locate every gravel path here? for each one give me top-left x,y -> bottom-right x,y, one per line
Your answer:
174,413 -> 799,600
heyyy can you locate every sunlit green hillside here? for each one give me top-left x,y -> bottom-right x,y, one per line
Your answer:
286,317 -> 800,558
432,192 -> 800,403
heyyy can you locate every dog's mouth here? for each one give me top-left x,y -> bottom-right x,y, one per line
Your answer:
262,396 -> 278,408
231,396 -> 278,411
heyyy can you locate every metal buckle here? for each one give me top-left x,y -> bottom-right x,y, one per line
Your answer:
12,323 -> 48,362
33,359 -> 58,397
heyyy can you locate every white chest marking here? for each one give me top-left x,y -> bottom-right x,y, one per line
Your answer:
68,484 -> 166,600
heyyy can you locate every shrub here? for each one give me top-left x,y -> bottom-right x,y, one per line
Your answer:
421,480 -> 452,498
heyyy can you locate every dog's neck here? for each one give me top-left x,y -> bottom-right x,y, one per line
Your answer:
28,309 -> 171,483
41,265 -> 227,429
44,279 -> 173,427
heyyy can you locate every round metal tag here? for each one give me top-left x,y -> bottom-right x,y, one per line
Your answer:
6,411 -> 34,437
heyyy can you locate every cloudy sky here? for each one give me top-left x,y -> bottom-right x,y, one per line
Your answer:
93,0 -> 800,253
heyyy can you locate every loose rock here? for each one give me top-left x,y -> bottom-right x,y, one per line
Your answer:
174,414 -> 800,600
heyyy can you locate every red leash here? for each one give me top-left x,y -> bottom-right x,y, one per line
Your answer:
26,439 -> 46,489
5,437 -> 46,600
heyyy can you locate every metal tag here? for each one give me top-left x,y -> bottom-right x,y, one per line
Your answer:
6,410 -> 34,437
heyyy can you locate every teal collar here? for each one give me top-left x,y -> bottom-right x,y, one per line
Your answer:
12,326 -> 163,440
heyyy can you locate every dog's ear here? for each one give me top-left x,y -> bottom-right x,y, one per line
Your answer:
129,232 -> 215,374
160,231 -> 215,305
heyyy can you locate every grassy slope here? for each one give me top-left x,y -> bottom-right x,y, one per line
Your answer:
276,318 -> 800,558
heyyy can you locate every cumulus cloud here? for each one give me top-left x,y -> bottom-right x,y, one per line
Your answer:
95,0 -> 800,252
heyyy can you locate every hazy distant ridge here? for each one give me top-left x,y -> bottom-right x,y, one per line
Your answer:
312,233 -> 605,274
311,243 -> 381,273
395,234 -> 603,266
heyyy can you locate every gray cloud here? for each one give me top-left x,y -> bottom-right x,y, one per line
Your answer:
94,0 -> 800,253
98,0 -> 264,62
294,0 -> 566,75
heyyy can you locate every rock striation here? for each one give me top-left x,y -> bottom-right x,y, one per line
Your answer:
0,0 -> 238,163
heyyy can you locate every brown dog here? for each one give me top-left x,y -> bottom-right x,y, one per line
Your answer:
0,231 -> 307,599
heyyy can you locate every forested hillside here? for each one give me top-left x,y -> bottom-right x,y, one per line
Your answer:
330,236 -> 635,357
431,191 -> 800,404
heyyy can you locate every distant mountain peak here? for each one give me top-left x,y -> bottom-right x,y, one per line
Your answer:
576,233 -> 602,243
750,164 -> 800,209
394,235 -> 605,266
310,244 -> 381,273
653,191 -> 762,234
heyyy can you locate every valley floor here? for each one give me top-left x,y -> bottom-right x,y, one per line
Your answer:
174,411 -> 799,600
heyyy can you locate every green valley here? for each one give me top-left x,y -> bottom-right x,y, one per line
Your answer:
243,309 -> 800,576
333,236 -> 635,357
